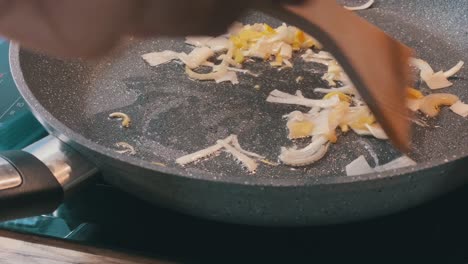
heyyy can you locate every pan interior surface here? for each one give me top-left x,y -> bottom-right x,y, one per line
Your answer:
17,1 -> 468,183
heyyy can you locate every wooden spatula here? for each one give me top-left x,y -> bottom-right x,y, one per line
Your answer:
258,0 -> 414,152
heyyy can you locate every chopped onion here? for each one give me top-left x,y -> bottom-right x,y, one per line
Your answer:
374,156 -> 417,172
286,111 -> 315,139
206,37 -> 230,52
186,36 -> 230,52
346,155 -> 416,176
217,54 -> 242,68
177,134 -> 266,173
311,109 -> 331,136
246,38 -> 277,59
410,58 -> 434,78
279,43 -> 293,59
346,156 -> 374,176
407,98 -> 422,112
301,49 -> 334,65
186,66 -> 226,81
314,85 -> 358,96
444,61 -> 464,78
450,101 -> 468,117
185,36 -> 213,47
267,24 -> 290,43
142,50 -> 185,66
115,142 -> 136,155
214,71 -> 239,84
425,71 -> 453,89
342,106 -> 374,129
279,136 -> 329,166
420,93 -> 459,117
176,135 -> 234,165
267,89 -> 340,108
328,102 -> 350,141
321,62 -> 348,87
181,47 -> 215,69
365,124 -> 388,140
344,0 -> 375,11
410,58 -> 463,89
351,127 -> 373,136
217,139 -> 258,173
231,135 -> 265,159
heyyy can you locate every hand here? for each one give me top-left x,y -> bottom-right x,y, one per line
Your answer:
0,0 -> 251,58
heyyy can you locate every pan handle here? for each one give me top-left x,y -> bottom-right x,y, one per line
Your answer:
0,135 -> 98,221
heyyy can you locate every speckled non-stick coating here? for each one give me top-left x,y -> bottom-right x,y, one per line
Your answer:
10,0 -> 468,225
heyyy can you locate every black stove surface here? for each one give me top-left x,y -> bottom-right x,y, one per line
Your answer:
1,165 -> 468,263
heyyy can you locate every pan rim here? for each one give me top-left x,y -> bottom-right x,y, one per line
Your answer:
9,42 -> 467,187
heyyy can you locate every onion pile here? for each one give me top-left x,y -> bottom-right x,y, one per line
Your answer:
143,23 -> 319,84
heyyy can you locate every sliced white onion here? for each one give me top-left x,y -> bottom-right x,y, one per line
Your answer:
425,71 -> 453,89
308,106 -> 321,115
301,49 -> 334,65
208,60 -> 255,76
283,59 -> 293,68
214,71 -> 239,84
186,67 -> 226,81
322,62 -> 345,86
410,58 -> 434,79
246,38 -> 277,59
351,127 -> 373,136
286,110 -> 312,123
226,22 -> 244,35
346,155 -> 374,176
185,36 -> 213,47
206,37 -> 230,52
142,50 -> 185,66
266,89 -> 340,108
444,61 -> 464,78
186,36 -> 230,52
314,85 -> 358,95
176,135 -> 233,165
217,54 -> 242,68
279,136 -> 329,166
231,135 -> 265,159
306,58 -> 333,66
279,43 -> 293,59
295,90 -> 305,98
311,110 -> 331,136
365,124 -> 388,140
329,102 -> 350,132
450,101 -> 468,117
217,139 -> 258,173
342,106 -> 373,126
344,0 -> 375,11
410,58 -> 461,89
268,24 -> 289,43
115,142 -> 136,155
406,99 -> 422,112
181,47 -> 215,69
374,156 -> 417,172
346,155 -> 417,176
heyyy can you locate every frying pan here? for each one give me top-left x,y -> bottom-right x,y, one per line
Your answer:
0,0 -> 467,226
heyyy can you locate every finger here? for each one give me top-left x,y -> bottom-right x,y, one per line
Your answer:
0,0 -> 136,58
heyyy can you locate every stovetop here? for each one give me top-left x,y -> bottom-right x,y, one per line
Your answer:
2,175 -> 468,263
1,39 -> 468,263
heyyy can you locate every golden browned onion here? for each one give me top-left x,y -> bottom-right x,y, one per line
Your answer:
419,93 -> 459,117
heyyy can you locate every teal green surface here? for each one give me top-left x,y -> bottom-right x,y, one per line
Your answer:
0,40 -> 47,150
